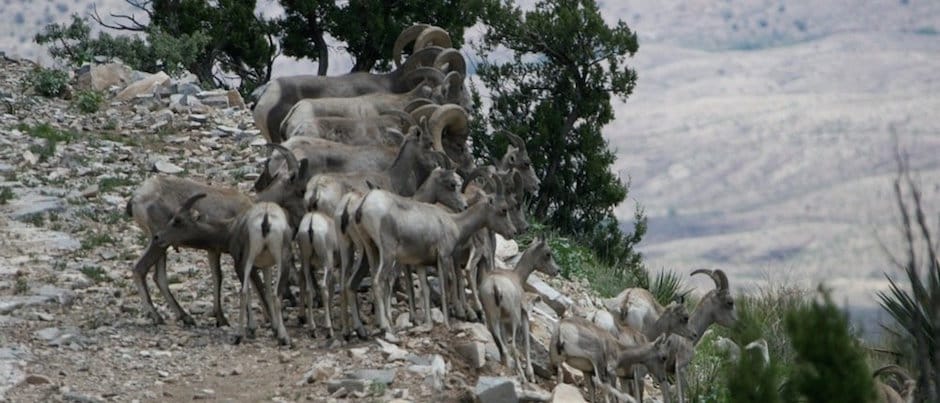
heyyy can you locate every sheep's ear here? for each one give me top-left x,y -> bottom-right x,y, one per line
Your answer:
672,294 -> 686,305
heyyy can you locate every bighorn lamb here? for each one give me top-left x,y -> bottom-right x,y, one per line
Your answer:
479,237 -> 560,383
128,175 -> 273,327
253,38 -> 447,143
305,167 -> 468,339
610,269 -> 737,402
352,177 -> 517,335
550,316 -> 650,402
153,195 -> 294,346
295,210 -> 338,338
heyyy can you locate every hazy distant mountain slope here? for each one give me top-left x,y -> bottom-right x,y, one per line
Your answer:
606,20 -> 940,306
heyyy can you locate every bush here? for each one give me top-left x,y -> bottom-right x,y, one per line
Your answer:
73,89 -> 103,113
28,67 -> 69,98
782,287 -> 876,403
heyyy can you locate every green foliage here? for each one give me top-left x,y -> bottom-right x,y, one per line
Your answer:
27,67 -> 70,98
74,89 -> 104,113
81,233 -> 116,250
727,342 -> 783,403
0,187 -> 13,205
648,268 -> 690,307
80,265 -> 110,284
475,0 -> 645,273
876,158 -> 940,401
98,176 -> 134,194
21,123 -> 77,163
14,272 -> 28,295
782,288 -> 876,403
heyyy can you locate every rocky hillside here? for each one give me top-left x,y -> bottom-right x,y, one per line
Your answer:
0,56 -> 645,403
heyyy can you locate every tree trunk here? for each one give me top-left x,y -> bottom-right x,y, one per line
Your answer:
314,33 -> 329,75
535,108 -> 579,219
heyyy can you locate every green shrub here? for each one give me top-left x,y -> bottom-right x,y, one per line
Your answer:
782,287 -> 876,403
27,67 -> 69,97
0,187 -> 13,205
74,89 -> 103,113
20,123 -> 77,163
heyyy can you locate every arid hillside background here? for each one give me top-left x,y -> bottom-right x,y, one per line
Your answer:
3,0 -> 939,331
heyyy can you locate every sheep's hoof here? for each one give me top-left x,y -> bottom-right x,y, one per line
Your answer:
355,327 -> 369,341
147,311 -> 166,325
278,336 -> 291,347
246,327 -> 257,339
215,316 -> 230,328
307,329 -> 318,339
179,314 -> 197,327
232,334 -> 244,345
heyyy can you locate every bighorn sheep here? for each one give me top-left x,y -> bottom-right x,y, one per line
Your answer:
352,177 -> 516,335
295,210 -> 338,339
610,269 -> 737,403
128,175 -> 273,327
479,237 -> 561,382
497,131 -> 540,194
151,196 -> 294,346
305,167 -> 468,339
392,24 -> 452,68
873,365 -> 916,403
607,335 -> 672,403
280,110 -> 413,146
550,316 -> 666,403
253,40 -> 447,144
254,110 -> 466,195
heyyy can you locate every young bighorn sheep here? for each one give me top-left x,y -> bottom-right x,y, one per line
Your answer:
128,175 -> 276,327
479,237 -> 560,383
304,167 -> 467,339
295,210 -> 338,339
153,195 -> 293,346
611,269 -> 737,402
550,316 -> 647,403
873,365 -> 916,403
352,177 -> 516,335
607,335 -> 672,403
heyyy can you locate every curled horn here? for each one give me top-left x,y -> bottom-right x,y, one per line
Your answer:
405,66 -> 445,87
461,166 -> 490,192
405,98 -> 436,114
500,129 -> 525,149
414,26 -> 452,52
266,143 -> 299,177
400,46 -> 445,74
691,268 -> 728,291
393,24 -> 430,68
382,109 -> 416,129
428,104 -> 469,153
178,193 -> 207,215
873,365 -> 914,382
434,48 -> 467,77
409,103 -> 439,126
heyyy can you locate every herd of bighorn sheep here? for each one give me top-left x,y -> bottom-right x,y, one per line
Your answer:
121,24 -> 915,403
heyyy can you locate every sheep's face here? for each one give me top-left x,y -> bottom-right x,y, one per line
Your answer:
485,194 -> 517,239
502,146 -> 539,193
533,241 -> 561,277
705,290 -> 738,328
506,192 -> 529,233
660,303 -> 697,340
428,168 -> 467,212
152,208 -> 214,250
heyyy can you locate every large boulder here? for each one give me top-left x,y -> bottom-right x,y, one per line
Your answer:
75,63 -> 132,92
116,71 -> 170,101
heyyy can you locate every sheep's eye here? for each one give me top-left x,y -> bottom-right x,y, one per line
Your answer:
172,218 -> 182,227
727,301 -> 734,307
523,161 -> 530,168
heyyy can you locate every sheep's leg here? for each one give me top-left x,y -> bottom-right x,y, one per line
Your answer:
465,247 -> 485,322
152,254 -> 195,326
372,248 -> 394,335
345,253 -> 370,340
269,245 -> 291,346
523,314 -> 534,381
235,253 -> 254,344
449,259 -> 467,321
337,238 -> 352,339
233,263 -> 272,324
510,318 -> 526,382
321,251 -> 335,339
299,245 -> 316,338
404,265 -> 416,323
207,251 -> 229,327
676,361 -> 684,403
417,266 -> 433,328
132,243 -> 164,325
278,251 -> 299,308
437,255 -> 451,327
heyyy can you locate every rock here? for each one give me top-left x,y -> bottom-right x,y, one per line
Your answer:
395,312 -> 412,328
177,83 -> 201,96
6,193 -> 65,222
518,383 -> 551,402
23,150 -> 38,165
75,63 -> 132,92
349,368 -> 396,386
116,71 -> 170,101
431,308 -> 445,324
193,389 -> 215,400
23,374 -> 51,385
495,233 -> 519,260
326,379 -> 369,394
454,322 -> 500,362
35,285 -> 76,306
34,327 -> 61,342
375,338 -> 408,361
80,184 -> 99,198
550,384 -> 586,403
62,392 -> 103,403
525,276 -> 573,316
226,89 -> 245,109
455,341 -> 486,369
152,160 -> 184,174
429,354 -> 446,391
298,366 -> 332,385
474,377 -> 518,403
348,347 -> 369,360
